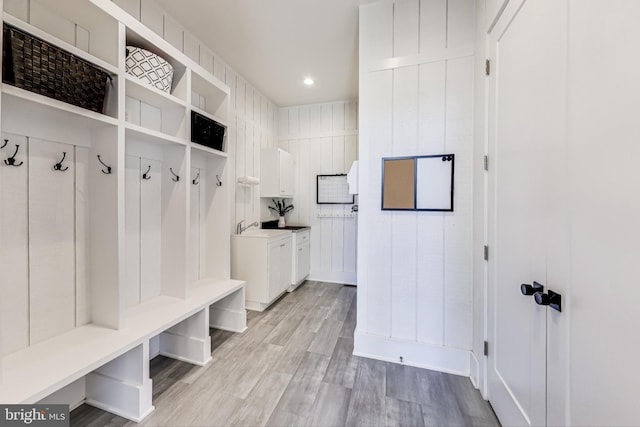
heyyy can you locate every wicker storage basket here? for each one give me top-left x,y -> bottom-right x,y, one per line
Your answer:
2,23 -> 112,114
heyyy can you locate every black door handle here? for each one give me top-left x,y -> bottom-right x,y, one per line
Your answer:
521,281 -> 544,296
534,289 -> 562,312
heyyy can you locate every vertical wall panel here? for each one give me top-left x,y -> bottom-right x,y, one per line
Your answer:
235,118 -> 246,224
289,108 -> 300,138
0,134 -> 29,355
140,158 -> 162,302
125,156 -> 141,307
199,47 -> 214,75
141,0 -> 163,36
75,147 -> 90,326
29,138 -> 76,345
299,106 -> 311,137
448,0 -> 476,52
345,102 -> 358,131
236,79 -> 246,121
417,61 -> 446,344
4,0 -> 29,21
443,57 -> 473,348
360,1 -> 394,68
163,14 -> 183,51
394,0 -> 420,56
309,139 -> 323,276
183,32 -> 199,63
363,70 -> 394,337
113,0 -> 140,20
214,57 -> 226,83
390,66 -> 419,340
30,1 -> 75,47
332,103 -> 345,133
419,0 -> 447,52
331,137 -> 346,273
190,167 -> 201,282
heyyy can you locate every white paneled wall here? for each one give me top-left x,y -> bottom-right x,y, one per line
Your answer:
277,101 -> 358,285
110,0 -> 278,232
356,0 -> 475,374
0,134 -> 91,355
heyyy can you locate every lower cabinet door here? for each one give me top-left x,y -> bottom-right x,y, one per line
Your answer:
296,241 -> 310,284
278,239 -> 292,293
267,240 -> 281,302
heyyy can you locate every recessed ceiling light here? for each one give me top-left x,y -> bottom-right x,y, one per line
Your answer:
304,77 -> 314,86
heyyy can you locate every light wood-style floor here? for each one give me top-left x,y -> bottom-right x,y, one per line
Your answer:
71,281 -> 500,426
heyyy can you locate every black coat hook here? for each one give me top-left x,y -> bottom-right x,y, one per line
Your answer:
192,172 -> 200,185
170,168 -> 180,182
53,152 -> 69,171
4,144 -> 23,167
1,139 -> 7,149
142,165 -> 151,180
216,174 -> 222,187
97,155 -> 112,174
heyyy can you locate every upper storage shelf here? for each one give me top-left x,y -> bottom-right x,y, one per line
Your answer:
191,69 -> 229,125
4,0 -> 120,68
125,27 -> 188,103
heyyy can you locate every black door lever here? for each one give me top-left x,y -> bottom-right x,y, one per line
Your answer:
521,281 -> 544,296
534,289 -> 562,312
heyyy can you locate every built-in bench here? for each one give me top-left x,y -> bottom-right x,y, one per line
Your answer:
0,279 -> 246,422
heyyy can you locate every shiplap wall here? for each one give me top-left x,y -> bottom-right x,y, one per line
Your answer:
106,0 -> 279,232
277,101 -> 358,285
356,0 -> 475,374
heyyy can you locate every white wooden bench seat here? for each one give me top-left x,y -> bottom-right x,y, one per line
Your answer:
0,279 -> 246,422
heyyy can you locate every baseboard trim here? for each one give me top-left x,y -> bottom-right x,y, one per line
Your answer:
308,271 -> 357,285
470,351 -> 480,388
353,331 -> 471,376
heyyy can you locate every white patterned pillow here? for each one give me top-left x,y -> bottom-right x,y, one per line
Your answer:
125,46 -> 173,93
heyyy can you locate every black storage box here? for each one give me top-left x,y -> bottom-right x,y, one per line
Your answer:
2,23 -> 112,114
191,111 -> 226,152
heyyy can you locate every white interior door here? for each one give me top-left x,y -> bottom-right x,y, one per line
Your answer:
487,0 -> 567,425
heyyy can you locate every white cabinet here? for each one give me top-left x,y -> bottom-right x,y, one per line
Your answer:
231,231 -> 292,311
290,230 -> 310,290
260,147 -> 294,198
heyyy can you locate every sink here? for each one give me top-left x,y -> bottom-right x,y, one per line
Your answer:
236,229 -> 290,238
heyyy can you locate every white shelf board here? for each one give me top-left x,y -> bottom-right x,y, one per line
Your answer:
2,84 -> 118,129
125,74 -> 187,109
0,279 -> 245,404
3,13 -> 119,74
191,68 -> 229,99
190,106 -> 228,128
125,123 -> 187,146
190,143 -> 228,158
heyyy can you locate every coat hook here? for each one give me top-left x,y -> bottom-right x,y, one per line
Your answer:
1,139 -> 7,149
97,155 -> 112,174
216,174 -> 222,187
53,151 -> 69,171
192,172 -> 200,185
170,167 -> 180,182
4,144 -> 23,167
142,164 -> 151,180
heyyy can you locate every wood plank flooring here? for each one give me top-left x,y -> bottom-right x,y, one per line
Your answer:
71,281 -> 500,427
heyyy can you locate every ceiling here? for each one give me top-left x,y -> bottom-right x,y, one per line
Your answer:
156,0 -> 362,107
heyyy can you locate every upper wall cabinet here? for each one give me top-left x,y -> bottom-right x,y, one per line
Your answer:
261,147 -> 294,198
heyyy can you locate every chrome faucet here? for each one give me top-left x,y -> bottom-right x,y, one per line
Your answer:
236,220 -> 259,235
